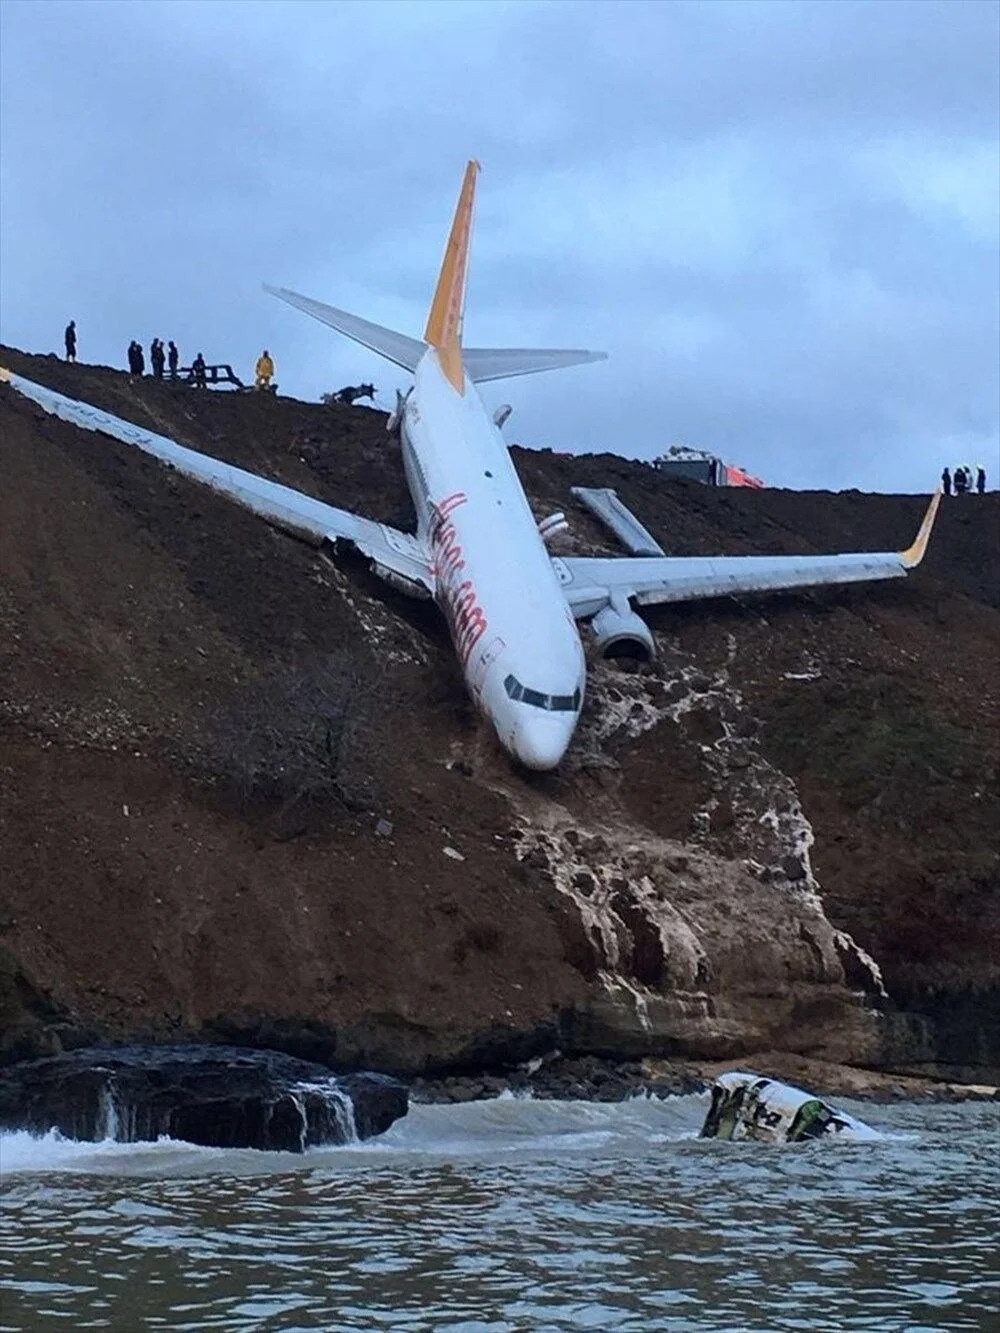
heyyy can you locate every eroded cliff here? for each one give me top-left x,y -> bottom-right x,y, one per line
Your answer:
2,347 -> 997,1082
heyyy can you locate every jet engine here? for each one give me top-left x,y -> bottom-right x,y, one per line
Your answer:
537,511 -> 569,545
590,602 -> 656,662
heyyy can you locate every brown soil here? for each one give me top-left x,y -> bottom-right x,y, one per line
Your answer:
2,346 -> 998,1082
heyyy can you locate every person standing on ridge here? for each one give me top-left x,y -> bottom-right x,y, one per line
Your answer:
941,467 -> 951,496
954,466 -> 968,495
64,321 -> 77,363
976,466 -> 986,494
150,339 -> 165,379
191,352 -> 207,388
255,349 -> 275,390
167,340 -> 179,379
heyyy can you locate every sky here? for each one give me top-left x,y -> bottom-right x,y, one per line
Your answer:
1,0 -> 997,492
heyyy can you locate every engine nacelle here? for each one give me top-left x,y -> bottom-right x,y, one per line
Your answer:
590,603 -> 656,662
537,511 -> 568,545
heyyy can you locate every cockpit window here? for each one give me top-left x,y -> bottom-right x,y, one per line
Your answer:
504,674 -> 581,713
550,692 -> 580,711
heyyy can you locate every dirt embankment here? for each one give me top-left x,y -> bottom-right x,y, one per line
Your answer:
2,346 -> 998,1085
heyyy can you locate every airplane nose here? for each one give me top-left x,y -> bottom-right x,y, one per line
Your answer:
512,717 -> 574,771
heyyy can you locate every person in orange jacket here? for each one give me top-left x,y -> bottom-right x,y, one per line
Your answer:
255,350 -> 275,390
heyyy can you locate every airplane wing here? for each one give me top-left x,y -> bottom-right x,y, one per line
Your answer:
554,491 -> 941,617
463,347 -> 608,383
0,368 -> 434,598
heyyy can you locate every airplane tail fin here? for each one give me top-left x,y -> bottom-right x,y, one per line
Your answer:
268,160 -> 607,386
423,160 -> 479,393
264,285 -> 425,373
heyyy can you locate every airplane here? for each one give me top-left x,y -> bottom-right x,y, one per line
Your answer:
0,161 -> 941,771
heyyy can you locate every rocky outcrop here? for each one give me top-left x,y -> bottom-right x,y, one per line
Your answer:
0,1045 -> 408,1150
1,346 -> 997,1086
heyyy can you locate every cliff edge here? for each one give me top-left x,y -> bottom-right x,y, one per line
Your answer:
2,347 -> 998,1084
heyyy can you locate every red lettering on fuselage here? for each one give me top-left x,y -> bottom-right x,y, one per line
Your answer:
429,493 -> 489,665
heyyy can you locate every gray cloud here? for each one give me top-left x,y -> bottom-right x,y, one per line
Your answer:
1,0 -> 997,493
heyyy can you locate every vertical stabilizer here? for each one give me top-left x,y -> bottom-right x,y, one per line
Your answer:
424,160 -> 479,393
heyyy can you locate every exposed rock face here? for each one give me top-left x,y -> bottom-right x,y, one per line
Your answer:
502,647 -> 886,1069
0,1045 -> 408,1150
1,346 -> 997,1083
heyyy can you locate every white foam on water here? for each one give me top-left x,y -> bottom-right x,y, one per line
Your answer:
310,1092 -> 712,1165
0,1095 -> 709,1178
1,1091 -> 894,1181
0,1128 -> 216,1177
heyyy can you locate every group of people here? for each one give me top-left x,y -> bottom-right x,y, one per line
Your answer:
64,322 -> 273,392
942,465 -> 986,496
126,338 -> 180,379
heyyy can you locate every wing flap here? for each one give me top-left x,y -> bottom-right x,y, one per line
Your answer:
571,486 -> 665,556
264,285 -> 426,372
463,347 -> 608,383
2,368 -> 433,596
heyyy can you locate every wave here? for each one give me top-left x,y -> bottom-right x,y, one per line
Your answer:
2,1090 -> 901,1181
0,1093 -> 711,1179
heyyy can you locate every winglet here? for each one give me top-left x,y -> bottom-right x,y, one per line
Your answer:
900,489 -> 942,569
424,160 -> 479,393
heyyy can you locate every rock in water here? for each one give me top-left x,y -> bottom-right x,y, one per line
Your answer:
0,1045 -> 408,1151
700,1071 -> 878,1143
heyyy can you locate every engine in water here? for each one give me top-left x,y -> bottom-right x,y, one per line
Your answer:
700,1071 -> 878,1143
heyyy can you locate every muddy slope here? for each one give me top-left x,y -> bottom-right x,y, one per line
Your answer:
2,346 -> 998,1081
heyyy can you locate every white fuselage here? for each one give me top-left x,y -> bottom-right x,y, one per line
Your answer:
400,350 -> 586,768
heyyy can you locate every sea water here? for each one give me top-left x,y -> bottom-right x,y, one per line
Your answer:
1,1094 -> 997,1330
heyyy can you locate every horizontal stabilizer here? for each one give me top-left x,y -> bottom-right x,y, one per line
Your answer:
463,346 -> 607,384
264,284 -> 426,372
